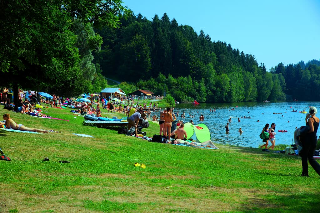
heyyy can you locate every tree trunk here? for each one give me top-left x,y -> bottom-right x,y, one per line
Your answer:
13,83 -> 19,112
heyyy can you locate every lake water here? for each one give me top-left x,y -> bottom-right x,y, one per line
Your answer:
152,102 -> 320,148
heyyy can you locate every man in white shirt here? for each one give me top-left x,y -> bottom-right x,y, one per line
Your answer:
127,108 -> 143,136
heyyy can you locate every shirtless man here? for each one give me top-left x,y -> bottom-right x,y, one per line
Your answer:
174,123 -> 187,140
1,113 -> 49,133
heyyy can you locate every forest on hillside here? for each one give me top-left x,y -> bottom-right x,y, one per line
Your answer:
95,13 -> 287,103
1,0 -> 319,104
272,61 -> 320,101
94,12 -> 320,103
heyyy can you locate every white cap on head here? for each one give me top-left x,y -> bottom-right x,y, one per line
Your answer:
309,106 -> 317,114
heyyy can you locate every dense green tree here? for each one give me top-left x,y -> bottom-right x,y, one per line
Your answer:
242,71 -> 257,102
119,82 -> 137,94
228,70 -> 245,102
165,94 -> 176,107
117,34 -> 151,81
214,74 -> 230,102
0,0 -> 126,106
269,74 -> 286,101
93,12 -> 292,103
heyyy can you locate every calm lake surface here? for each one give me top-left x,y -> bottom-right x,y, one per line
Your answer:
153,102 -> 320,148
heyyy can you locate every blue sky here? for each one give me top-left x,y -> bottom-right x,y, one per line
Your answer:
123,0 -> 320,70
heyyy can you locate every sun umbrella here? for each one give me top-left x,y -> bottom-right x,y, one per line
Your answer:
78,98 -> 91,103
38,92 -> 53,99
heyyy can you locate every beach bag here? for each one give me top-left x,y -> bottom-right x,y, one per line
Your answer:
152,135 -> 167,143
260,131 -> 269,140
118,127 -> 127,134
139,118 -> 149,128
152,135 -> 163,142
0,155 -> 11,161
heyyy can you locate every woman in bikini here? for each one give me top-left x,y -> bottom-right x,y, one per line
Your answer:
163,107 -> 173,139
159,109 -> 165,136
268,123 -> 276,150
1,113 -> 49,133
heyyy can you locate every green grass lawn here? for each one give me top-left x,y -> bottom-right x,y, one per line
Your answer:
0,105 -> 319,213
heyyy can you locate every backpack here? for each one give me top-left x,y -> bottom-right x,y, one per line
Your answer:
152,135 -> 167,143
0,154 -> 11,161
260,131 -> 269,140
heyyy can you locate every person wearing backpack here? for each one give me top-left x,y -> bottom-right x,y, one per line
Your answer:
260,123 -> 270,150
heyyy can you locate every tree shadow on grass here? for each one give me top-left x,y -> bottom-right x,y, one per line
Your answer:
226,145 -> 300,160
0,129 -> 7,136
239,191 -> 320,213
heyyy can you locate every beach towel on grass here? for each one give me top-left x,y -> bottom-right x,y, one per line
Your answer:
0,128 -> 41,134
73,133 -> 94,138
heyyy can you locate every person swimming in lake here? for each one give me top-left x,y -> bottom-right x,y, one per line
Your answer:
225,123 -> 229,134
0,113 -> 50,133
239,127 -> 243,135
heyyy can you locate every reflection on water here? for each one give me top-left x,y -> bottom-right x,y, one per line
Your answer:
152,102 -> 320,148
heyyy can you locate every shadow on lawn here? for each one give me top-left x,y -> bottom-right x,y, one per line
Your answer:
0,130 -> 7,137
239,191 -> 320,213
227,145 -> 300,160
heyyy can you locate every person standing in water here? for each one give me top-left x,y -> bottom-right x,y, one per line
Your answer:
239,127 -> 243,135
225,123 -> 230,134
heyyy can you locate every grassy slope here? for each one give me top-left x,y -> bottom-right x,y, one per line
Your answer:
0,106 -> 319,213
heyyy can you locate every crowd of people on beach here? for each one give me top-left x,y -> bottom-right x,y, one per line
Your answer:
2,87 -> 320,177
0,87 -> 164,137
0,88 -> 160,119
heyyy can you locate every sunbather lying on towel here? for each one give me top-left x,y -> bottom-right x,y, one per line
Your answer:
1,113 -> 49,133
